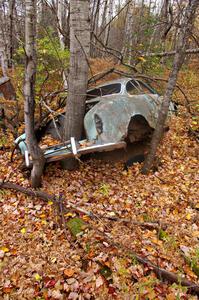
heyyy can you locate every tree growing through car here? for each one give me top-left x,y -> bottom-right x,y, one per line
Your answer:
62,0 -> 90,170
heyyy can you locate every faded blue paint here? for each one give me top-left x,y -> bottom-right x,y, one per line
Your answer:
15,133 -> 27,154
15,77 -> 175,162
84,94 -> 163,143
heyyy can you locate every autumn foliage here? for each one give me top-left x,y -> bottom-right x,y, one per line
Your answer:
0,60 -> 199,299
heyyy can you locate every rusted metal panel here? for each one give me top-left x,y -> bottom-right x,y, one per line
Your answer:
84,94 -> 162,143
15,77 -> 175,167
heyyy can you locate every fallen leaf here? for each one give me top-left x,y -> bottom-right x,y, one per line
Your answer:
20,227 -> 26,234
96,275 -> 104,288
0,246 -> 9,253
34,273 -> 42,281
64,268 -> 75,277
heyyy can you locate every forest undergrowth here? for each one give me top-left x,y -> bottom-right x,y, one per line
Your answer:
0,59 -> 198,299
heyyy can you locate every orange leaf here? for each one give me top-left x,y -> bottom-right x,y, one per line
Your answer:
3,286 -> 13,294
64,268 -> 75,277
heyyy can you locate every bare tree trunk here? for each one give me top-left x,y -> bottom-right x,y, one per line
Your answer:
0,3 -> 8,76
37,0 -> 43,24
62,0 -> 90,170
8,0 -> 15,68
24,0 -> 45,187
122,2 -> 134,64
104,0 -> 113,47
90,0 -> 100,57
142,0 -> 199,174
57,0 -> 68,88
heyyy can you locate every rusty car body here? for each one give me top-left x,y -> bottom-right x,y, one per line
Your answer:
15,78 -> 175,167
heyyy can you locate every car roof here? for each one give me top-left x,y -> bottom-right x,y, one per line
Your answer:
88,77 -> 133,91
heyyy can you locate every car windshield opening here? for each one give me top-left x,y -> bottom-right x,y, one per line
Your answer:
87,83 -> 121,100
126,80 -> 156,95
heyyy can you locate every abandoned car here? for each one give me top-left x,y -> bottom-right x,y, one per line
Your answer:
15,78 -> 175,167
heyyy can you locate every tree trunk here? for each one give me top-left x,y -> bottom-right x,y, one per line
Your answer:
37,0 -> 43,24
24,0 -> 45,187
90,0 -> 100,57
142,0 -> 199,174
122,2 -> 134,64
57,0 -> 68,89
62,0 -> 90,170
8,0 -> 15,68
104,0 -> 113,48
0,3 -> 8,76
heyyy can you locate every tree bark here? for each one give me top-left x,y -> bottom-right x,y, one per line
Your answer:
62,0 -> 90,170
24,0 -> 45,187
57,0 -> 68,89
122,2 -> 134,64
0,3 -> 8,76
90,0 -> 101,57
8,0 -> 15,68
142,0 -> 199,174
103,0 -> 113,48
37,0 -> 43,24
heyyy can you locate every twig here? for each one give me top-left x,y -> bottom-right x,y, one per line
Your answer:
40,100 -> 62,140
92,34 -> 138,73
57,193 -> 68,237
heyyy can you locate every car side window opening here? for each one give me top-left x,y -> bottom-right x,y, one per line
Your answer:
86,83 -> 121,100
126,80 -> 156,96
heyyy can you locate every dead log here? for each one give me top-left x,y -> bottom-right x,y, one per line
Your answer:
0,180 -> 199,295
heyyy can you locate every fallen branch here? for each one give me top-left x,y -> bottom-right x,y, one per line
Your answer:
1,181 -> 199,295
90,222 -> 199,296
0,181 -> 163,229
88,67 -> 115,85
142,48 -> 199,58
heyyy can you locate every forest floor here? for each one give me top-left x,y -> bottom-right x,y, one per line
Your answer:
0,60 -> 198,299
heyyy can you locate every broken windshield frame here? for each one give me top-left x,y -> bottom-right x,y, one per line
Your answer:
126,80 -> 157,96
86,83 -> 121,100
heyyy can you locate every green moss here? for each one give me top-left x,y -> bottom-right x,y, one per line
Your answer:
66,217 -> 86,237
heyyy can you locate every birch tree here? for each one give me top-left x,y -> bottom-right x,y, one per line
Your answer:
0,2 -> 8,76
104,0 -> 113,47
24,0 -> 45,187
62,0 -> 90,170
122,1 -> 134,64
57,0 -> 68,88
8,0 -> 15,68
142,0 -> 199,174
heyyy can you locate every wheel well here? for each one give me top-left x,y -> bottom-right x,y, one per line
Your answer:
126,115 -> 153,143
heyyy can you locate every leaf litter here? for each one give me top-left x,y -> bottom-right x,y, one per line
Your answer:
0,66 -> 199,299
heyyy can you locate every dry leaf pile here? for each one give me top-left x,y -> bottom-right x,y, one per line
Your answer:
0,65 -> 198,299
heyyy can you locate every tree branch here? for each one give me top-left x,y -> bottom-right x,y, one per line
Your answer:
142,48 -> 199,58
